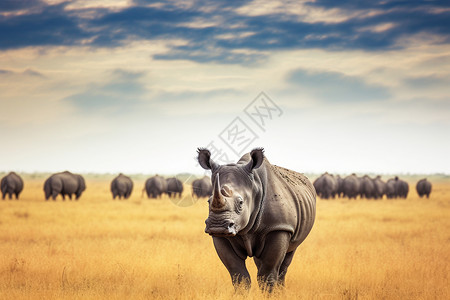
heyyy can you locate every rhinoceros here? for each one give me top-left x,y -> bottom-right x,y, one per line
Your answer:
44,171 -> 86,201
372,176 -> 386,200
166,177 -> 183,198
416,178 -> 432,198
143,175 -> 167,199
360,175 -> 375,199
111,173 -> 133,200
313,172 -> 337,199
192,176 -> 212,198
1,172 -> 24,200
342,174 -> 360,199
197,148 -> 316,291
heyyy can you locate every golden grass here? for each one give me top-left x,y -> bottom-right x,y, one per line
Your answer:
0,179 -> 449,299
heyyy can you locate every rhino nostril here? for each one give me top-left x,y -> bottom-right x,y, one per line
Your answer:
228,222 -> 235,229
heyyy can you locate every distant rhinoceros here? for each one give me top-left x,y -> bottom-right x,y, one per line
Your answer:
192,176 -> 212,198
44,171 -> 86,201
342,174 -> 360,199
166,177 -> 183,198
360,175 -> 375,199
394,176 -> 409,199
416,178 -> 432,198
313,172 -> 337,199
1,172 -> 24,200
144,175 -> 167,198
111,173 -> 133,200
197,147 -> 316,291
372,176 -> 386,199
385,178 -> 397,199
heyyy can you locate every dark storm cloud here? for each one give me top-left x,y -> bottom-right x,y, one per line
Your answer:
287,68 -> 390,102
0,0 -> 449,63
0,0 -> 46,12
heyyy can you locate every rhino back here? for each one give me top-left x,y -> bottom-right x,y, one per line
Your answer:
257,162 -> 316,251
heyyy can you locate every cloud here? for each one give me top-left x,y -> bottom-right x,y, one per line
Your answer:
64,69 -> 148,114
0,0 -> 449,64
404,74 -> 450,89
287,68 -> 390,102
0,0 -> 46,12
0,68 -> 45,77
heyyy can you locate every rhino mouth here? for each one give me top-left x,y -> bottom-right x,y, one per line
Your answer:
205,218 -> 237,237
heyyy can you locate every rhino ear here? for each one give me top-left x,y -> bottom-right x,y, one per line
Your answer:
197,148 -> 219,171
245,148 -> 264,172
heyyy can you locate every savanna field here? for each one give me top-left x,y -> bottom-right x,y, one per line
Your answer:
0,176 -> 449,299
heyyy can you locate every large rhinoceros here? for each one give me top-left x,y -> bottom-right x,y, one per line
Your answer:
416,178 -> 432,198
192,176 -> 212,198
166,177 -> 183,198
197,148 -> 316,291
44,171 -> 86,201
143,175 -> 167,199
111,173 -> 133,200
1,172 -> 24,200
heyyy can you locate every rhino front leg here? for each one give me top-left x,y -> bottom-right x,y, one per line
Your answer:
212,237 -> 251,289
256,231 -> 291,292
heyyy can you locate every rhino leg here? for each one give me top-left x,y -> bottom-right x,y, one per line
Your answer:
278,250 -> 296,286
212,237 -> 251,289
256,231 -> 291,292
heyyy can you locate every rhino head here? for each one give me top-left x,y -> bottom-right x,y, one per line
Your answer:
197,148 -> 264,237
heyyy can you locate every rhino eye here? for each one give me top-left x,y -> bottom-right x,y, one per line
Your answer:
235,197 -> 244,214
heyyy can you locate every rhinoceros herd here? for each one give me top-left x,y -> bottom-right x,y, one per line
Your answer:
0,171 -> 434,201
313,172 -> 432,200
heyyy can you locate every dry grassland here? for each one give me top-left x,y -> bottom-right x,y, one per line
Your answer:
0,178 -> 449,299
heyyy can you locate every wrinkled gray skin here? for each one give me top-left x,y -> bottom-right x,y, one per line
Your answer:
342,174 -> 360,199
192,176 -> 212,198
111,173 -> 133,200
44,171 -> 86,201
360,175 -> 375,199
1,172 -> 24,200
166,177 -> 183,198
313,172 -> 337,199
144,175 -> 167,198
416,178 -> 431,198
198,148 -> 316,292
372,176 -> 386,199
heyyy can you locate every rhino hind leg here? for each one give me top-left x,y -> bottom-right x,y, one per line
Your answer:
256,231 -> 291,292
278,250 -> 296,286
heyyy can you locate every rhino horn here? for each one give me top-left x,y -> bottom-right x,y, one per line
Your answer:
212,174 -> 226,209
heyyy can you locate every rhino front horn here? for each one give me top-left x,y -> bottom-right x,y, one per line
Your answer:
211,174 -> 226,210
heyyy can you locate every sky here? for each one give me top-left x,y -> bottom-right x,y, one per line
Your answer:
0,0 -> 449,175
